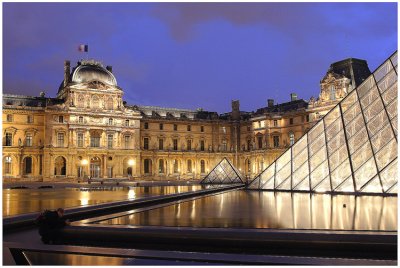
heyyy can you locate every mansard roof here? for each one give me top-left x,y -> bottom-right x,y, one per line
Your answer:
254,99 -> 308,115
3,94 -> 63,108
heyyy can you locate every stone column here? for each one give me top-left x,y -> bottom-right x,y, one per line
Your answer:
103,154 -> 107,178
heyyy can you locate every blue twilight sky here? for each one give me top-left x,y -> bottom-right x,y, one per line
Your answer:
3,2 -> 397,113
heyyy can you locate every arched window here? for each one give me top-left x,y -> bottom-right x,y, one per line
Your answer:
24,157 -> 32,174
54,156 -> 66,176
4,156 -> 12,174
289,132 -> 295,146
187,159 -> 192,173
200,160 -> 205,173
107,98 -> 114,110
159,159 -> 164,174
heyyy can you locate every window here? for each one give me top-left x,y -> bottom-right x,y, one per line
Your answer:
26,134 -> 33,147
109,118 -> 113,125
79,116 -> 83,124
6,114 -> 13,122
289,132 -> 295,146
5,156 -> 12,174
108,134 -> 113,148
5,133 -> 12,146
273,136 -> 279,148
124,136 -> 130,149
159,159 -> 164,173
200,126 -> 204,132
144,159 -> 151,174
159,123 -> 163,130
330,85 -> 336,100
24,157 -> 32,174
221,140 -> 227,151
174,124 -> 178,131
173,159 -> 179,173
77,133 -> 84,147
289,118 -> 294,125
200,140 -> 205,151
159,139 -> 164,150
57,133 -> 64,147
144,122 -> 149,129
59,116 -> 64,123
258,121 -> 261,128
90,133 -> 100,147
187,125 -> 191,131
125,120 -> 130,127
187,160 -> 192,173
258,136 -> 263,149
27,115 -> 33,123
187,140 -> 192,150
200,160 -> 205,173
144,137 -> 149,150
173,139 -> 178,150
273,120 -> 278,127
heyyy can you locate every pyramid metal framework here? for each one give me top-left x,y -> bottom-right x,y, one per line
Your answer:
248,52 -> 398,194
201,158 -> 245,184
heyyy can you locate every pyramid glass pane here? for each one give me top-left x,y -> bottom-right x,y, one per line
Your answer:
248,52 -> 397,194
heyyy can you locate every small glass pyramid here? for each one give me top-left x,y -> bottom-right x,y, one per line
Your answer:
201,158 -> 245,184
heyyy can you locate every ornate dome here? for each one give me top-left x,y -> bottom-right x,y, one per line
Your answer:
71,60 -> 117,86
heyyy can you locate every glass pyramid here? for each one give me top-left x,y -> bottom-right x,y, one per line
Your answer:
201,158 -> 245,184
248,52 -> 398,194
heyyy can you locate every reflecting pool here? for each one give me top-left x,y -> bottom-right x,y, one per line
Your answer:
98,190 -> 397,231
3,185 -> 211,217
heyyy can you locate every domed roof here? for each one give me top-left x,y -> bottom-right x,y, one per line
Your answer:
71,60 -> 117,86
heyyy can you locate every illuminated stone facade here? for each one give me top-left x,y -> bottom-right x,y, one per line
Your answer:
2,57 -> 372,181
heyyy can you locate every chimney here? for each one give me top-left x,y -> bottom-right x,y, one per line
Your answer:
290,93 -> 297,101
64,60 -> 70,87
231,100 -> 240,120
267,99 -> 274,107
106,65 -> 113,73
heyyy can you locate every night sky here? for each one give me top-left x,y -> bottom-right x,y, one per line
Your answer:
3,2 -> 397,113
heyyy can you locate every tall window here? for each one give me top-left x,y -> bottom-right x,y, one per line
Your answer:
173,159 -> 179,173
57,133 -> 64,147
187,140 -> 192,150
27,115 -> 33,123
108,134 -> 113,148
159,123 -> 163,130
77,133 -> 84,147
5,156 -> 12,174
144,122 -> 149,129
159,159 -> 164,173
143,137 -> 149,150
125,120 -> 130,127
6,114 -> 13,122
159,139 -> 164,150
109,118 -> 113,125
258,136 -> 263,149
289,132 -> 295,146
174,124 -> 178,131
26,134 -> 33,147
273,136 -> 279,148
173,139 -> 178,150
187,160 -> 192,173
144,159 -> 151,174
5,133 -> 12,146
200,160 -> 205,173
90,133 -> 100,147
124,135 -> 130,149
79,116 -> 83,123
24,157 -> 32,174
59,116 -> 64,123
200,126 -> 204,132
330,85 -> 336,100
200,140 -> 205,151
289,118 -> 293,125
187,125 -> 191,131
273,120 -> 278,127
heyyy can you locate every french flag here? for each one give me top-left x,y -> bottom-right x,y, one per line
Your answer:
78,44 -> 88,52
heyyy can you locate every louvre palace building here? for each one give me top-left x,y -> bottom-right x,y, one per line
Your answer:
2,57 -> 372,182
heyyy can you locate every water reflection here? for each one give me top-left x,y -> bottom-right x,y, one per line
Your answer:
3,185 -> 212,217
100,191 -> 397,231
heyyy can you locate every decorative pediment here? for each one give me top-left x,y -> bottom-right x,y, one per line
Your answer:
4,127 -> 17,135
24,128 -> 39,136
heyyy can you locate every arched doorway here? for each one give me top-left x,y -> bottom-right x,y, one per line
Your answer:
54,156 -> 66,176
90,157 -> 101,178
23,156 -> 33,175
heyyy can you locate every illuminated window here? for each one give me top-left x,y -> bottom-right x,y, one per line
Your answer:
26,134 -> 33,147
77,133 -> 84,147
90,133 -> 100,147
187,159 -> 192,173
57,133 -> 64,147
108,134 -> 113,148
173,159 -> 179,173
4,156 -> 12,174
159,159 -> 164,173
124,135 -> 130,149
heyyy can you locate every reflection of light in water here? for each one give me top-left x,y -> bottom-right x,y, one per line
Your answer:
128,189 -> 136,199
176,203 -> 181,218
80,191 -> 89,206
190,202 -> 196,220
